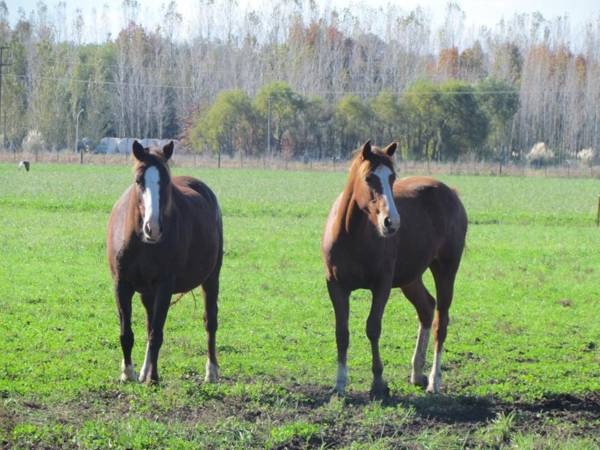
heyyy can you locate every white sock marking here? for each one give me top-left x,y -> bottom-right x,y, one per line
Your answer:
138,342 -> 151,383
335,362 -> 348,394
205,359 -> 219,383
427,348 -> 443,393
411,326 -> 430,384
120,360 -> 137,382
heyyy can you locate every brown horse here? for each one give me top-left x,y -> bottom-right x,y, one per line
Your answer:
107,141 -> 223,384
321,141 -> 467,398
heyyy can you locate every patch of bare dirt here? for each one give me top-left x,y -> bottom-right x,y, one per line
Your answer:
4,383 -> 599,448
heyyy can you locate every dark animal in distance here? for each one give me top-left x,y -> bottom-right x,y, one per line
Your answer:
107,140 -> 223,384
321,141 -> 467,397
18,160 -> 30,171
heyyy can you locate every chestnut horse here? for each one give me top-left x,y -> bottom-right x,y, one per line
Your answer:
322,141 -> 467,398
107,141 -> 223,384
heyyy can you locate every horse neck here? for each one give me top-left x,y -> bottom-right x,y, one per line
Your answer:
126,186 -> 142,238
162,180 -> 176,219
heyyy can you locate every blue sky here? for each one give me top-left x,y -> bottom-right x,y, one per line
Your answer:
8,0 -> 600,42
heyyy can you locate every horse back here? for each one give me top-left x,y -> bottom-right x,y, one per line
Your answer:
172,174 -> 223,261
394,176 -> 467,243
173,176 -> 220,211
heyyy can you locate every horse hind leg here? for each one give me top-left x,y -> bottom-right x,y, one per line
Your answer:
202,271 -> 220,383
401,278 -> 435,388
428,261 -> 459,394
115,281 -> 137,382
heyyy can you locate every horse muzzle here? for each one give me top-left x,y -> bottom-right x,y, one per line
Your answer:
379,214 -> 400,237
142,221 -> 162,244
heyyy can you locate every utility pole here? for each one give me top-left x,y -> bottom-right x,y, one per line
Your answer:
267,95 -> 271,163
0,46 -> 13,149
76,108 -> 84,164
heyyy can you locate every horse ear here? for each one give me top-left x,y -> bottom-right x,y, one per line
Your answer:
132,140 -> 147,161
384,142 -> 397,156
361,140 -> 373,160
162,141 -> 174,160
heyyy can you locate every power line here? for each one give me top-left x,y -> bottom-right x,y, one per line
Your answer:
13,74 -> 195,90
12,74 -> 523,95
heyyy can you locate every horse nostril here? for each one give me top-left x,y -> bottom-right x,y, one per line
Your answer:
384,217 -> 392,229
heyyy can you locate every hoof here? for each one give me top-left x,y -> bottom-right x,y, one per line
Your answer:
369,382 -> 390,400
141,376 -> 159,386
139,368 -> 159,385
120,372 -> 138,383
330,386 -> 346,398
426,384 -> 440,394
411,374 -> 428,389
426,377 -> 440,394
204,361 -> 219,383
120,363 -> 137,383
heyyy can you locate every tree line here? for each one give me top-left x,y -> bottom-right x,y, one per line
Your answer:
1,1 -> 600,162
188,79 -> 517,162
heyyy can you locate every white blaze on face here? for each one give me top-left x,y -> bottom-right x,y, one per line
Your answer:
142,166 -> 160,241
373,165 -> 400,234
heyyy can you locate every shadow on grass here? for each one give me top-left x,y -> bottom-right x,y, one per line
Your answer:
284,382 -> 600,426
6,379 -> 599,441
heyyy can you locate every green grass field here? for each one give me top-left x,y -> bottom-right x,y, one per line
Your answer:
1,163 -> 599,449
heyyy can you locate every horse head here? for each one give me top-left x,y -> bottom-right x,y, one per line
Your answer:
132,140 -> 174,244
351,140 -> 400,237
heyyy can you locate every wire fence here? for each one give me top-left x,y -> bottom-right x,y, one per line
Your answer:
2,149 -> 600,178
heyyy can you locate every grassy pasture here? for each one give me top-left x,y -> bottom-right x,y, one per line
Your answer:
0,162 -> 599,448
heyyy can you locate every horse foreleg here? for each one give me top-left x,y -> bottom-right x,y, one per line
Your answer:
115,281 -> 136,382
202,274 -> 220,383
366,282 -> 391,399
402,279 -> 435,388
142,282 -> 172,384
138,292 -> 154,383
327,280 -> 350,396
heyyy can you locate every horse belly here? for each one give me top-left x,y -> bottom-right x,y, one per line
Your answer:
172,241 -> 220,294
392,264 -> 429,288
391,239 -> 436,288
